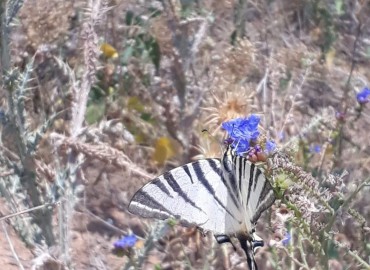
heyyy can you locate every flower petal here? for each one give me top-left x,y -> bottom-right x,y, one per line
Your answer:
265,140 -> 276,154
114,234 -> 138,249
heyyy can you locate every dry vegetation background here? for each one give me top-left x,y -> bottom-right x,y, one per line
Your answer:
0,0 -> 369,269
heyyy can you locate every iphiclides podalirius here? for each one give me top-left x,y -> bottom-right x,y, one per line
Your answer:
128,146 -> 275,270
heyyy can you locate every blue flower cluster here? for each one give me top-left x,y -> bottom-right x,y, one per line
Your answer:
356,87 -> 370,104
113,234 -> 137,249
222,115 -> 276,156
222,115 -> 260,155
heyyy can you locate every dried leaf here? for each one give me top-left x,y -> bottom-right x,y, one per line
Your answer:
325,48 -> 336,70
152,137 -> 175,165
100,42 -> 118,59
127,96 -> 145,113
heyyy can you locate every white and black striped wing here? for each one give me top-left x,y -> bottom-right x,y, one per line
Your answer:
128,159 -> 244,235
229,152 -> 275,225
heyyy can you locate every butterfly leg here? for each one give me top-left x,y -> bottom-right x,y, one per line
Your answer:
214,235 -> 237,251
251,232 -> 264,252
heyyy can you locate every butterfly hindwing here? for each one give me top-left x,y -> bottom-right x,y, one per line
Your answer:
228,150 -> 275,225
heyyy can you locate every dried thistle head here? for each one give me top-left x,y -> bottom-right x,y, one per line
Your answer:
202,39 -> 259,131
217,39 -> 257,82
203,88 -> 254,131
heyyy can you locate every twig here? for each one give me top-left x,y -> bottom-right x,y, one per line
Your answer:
280,246 -> 310,270
298,234 -> 310,268
323,232 -> 370,270
324,177 -> 370,233
336,23 -> 362,164
1,221 -> 25,270
0,169 -> 14,178
70,0 -> 103,137
278,68 -> 309,140
0,201 -> 62,222
82,207 -> 126,234
50,133 -> 155,180
1,2 -> 58,241
185,16 -> 208,72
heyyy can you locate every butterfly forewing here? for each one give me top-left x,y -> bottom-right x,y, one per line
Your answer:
128,159 -> 244,235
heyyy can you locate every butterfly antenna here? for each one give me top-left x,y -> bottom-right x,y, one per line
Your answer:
201,129 -> 219,143
202,129 -> 228,154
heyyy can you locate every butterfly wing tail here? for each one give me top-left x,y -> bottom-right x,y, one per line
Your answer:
238,235 -> 259,270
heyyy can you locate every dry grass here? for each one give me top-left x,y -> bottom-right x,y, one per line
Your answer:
0,0 -> 369,269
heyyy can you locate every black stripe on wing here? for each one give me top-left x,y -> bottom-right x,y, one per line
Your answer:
246,163 -> 256,205
253,169 -> 262,191
182,165 -> 194,183
251,180 -> 275,223
218,156 -> 241,209
238,157 -> 244,190
129,190 -> 176,220
193,160 -> 241,222
163,171 -> 204,212
152,178 -> 173,198
220,150 -> 242,209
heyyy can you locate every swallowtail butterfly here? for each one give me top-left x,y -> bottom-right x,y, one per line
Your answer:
128,146 -> 275,270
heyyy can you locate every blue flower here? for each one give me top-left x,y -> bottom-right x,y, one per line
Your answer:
281,232 -> 291,246
356,87 -> 370,104
114,234 -> 137,249
278,131 -> 285,141
234,138 -> 250,155
335,111 -> 345,122
310,144 -> 321,153
265,140 -> 276,154
254,145 -> 262,153
222,115 -> 260,155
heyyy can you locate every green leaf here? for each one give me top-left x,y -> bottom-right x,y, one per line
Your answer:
146,38 -> 161,72
125,10 -> 144,26
140,112 -> 153,122
230,30 -> 237,45
329,195 -> 344,210
147,7 -> 162,18
279,70 -> 292,91
327,240 -> 339,259
122,45 -> 134,65
125,10 -> 134,25
167,218 -> 177,227
335,0 -> 344,15
86,103 -> 105,124
274,172 -> 292,198
90,85 -> 106,102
